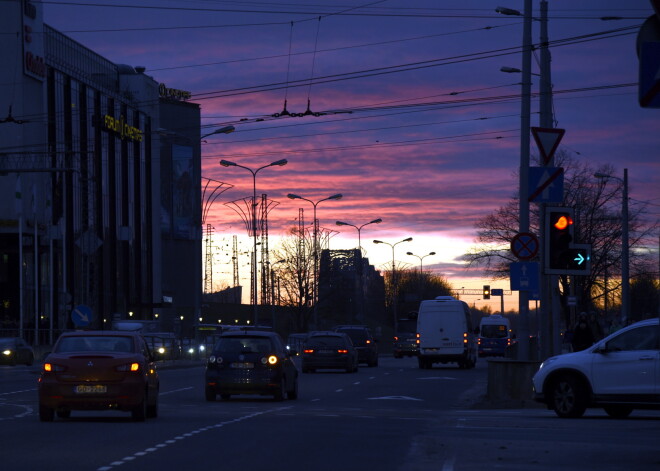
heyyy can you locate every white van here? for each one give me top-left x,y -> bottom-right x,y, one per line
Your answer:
416,296 -> 477,369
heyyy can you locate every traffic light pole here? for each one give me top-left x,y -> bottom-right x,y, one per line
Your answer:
539,0 -> 560,359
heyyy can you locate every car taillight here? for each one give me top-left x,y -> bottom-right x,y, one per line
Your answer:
262,355 -> 278,365
303,349 -> 314,354
393,336 -> 399,341
366,340 -> 371,344
337,349 -> 348,354
116,363 -> 140,372
43,363 -> 66,373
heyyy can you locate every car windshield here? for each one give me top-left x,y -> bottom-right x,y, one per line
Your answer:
306,336 -> 346,347
214,337 -> 273,353
55,336 -> 134,353
480,325 -> 508,339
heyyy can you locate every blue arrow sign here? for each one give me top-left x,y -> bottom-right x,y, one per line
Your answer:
71,304 -> 93,327
509,262 -> 540,292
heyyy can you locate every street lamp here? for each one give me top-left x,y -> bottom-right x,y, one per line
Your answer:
500,66 -> 541,77
406,251 -> 436,273
220,158 -> 288,325
335,218 -> 382,253
595,169 -> 629,323
201,125 -> 235,140
336,218 -> 382,323
497,0 -> 533,360
373,237 -> 412,332
287,192 -> 343,328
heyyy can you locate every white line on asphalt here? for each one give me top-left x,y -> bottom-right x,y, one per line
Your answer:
0,388 -> 37,396
96,406 -> 292,471
442,455 -> 456,471
160,387 -> 193,395
0,403 -> 33,421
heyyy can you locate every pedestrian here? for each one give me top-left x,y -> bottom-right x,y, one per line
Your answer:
608,319 -> 622,335
571,312 -> 595,352
588,311 -> 604,342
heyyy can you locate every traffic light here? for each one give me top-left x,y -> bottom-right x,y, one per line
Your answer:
483,285 -> 490,299
546,208 -> 574,270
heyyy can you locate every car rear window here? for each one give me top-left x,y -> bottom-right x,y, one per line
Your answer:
306,336 -> 346,347
214,336 -> 273,353
480,325 -> 508,339
55,336 -> 134,353
337,329 -> 369,343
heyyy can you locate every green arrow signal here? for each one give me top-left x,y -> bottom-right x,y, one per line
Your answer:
573,253 -> 585,265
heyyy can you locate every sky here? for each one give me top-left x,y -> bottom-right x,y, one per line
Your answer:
40,0 -> 659,311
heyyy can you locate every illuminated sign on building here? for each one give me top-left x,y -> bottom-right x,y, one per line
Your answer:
22,0 -> 46,81
103,115 -> 143,142
159,83 -> 191,101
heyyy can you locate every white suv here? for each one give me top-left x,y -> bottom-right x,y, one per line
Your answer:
532,318 -> 660,418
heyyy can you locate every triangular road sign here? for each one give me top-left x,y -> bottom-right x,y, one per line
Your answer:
531,127 -> 565,165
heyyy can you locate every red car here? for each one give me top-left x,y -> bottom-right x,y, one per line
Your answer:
38,331 -> 159,422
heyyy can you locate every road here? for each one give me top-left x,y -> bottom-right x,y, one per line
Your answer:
1,356 -> 659,471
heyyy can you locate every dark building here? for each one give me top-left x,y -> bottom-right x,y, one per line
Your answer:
318,249 -> 386,330
0,1 -> 202,342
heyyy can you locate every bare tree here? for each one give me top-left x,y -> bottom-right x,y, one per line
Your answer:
271,226 -> 314,332
464,151 -> 658,321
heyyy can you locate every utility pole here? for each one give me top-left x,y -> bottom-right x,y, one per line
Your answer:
516,0 -> 533,361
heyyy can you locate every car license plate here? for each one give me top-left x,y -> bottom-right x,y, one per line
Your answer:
75,384 -> 107,394
230,362 -> 254,369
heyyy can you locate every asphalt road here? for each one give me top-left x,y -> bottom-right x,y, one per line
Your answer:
1,356 -> 658,471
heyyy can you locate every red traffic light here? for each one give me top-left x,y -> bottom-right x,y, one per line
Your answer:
553,215 -> 573,231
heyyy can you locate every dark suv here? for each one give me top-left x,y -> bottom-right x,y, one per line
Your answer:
332,325 -> 378,367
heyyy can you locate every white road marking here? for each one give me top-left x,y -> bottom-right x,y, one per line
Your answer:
96,406 -> 291,471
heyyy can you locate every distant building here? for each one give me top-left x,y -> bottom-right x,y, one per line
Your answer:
0,1 -> 202,341
318,249 -> 385,329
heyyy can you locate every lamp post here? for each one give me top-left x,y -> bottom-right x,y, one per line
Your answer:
201,125 -> 235,140
496,0 -> 532,360
335,218 -> 382,253
406,251 -> 435,273
374,237 -> 412,333
220,158 -> 288,325
336,218 -> 382,323
287,193 -> 343,328
407,251 -> 435,301
595,169 -> 629,323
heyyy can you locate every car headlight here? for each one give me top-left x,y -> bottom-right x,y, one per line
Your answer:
2,349 -> 12,356
158,347 -> 166,354
209,355 -> 223,364
538,357 -> 558,370
199,345 -> 206,352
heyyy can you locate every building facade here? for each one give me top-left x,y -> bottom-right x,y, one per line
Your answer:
0,0 -> 202,342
